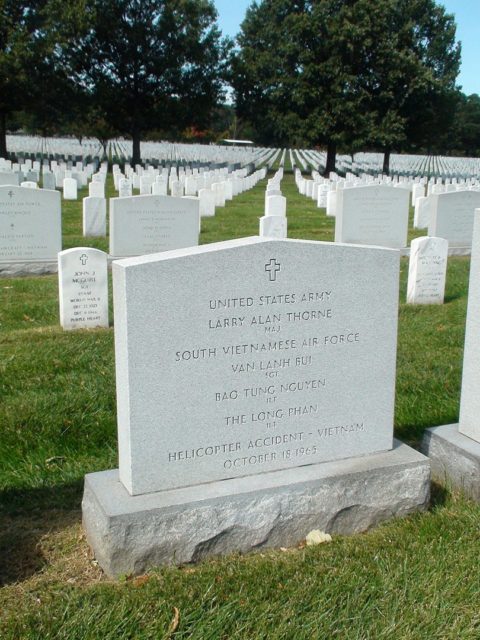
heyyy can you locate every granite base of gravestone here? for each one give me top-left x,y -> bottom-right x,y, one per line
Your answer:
83,236 -> 430,577
422,210 -> 480,500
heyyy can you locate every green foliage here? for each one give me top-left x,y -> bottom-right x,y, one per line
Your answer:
48,0 -> 230,162
232,0 -> 461,171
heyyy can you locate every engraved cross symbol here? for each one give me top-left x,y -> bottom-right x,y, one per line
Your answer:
80,254 -> 88,266
265,258 -> 281,282
8,191 -> 13,198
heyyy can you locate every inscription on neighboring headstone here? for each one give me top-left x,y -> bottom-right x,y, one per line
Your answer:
113,237 -> 400,495
335,185 -> 410,248
109,195 -> 199,257
407,236 -> 448,304
58,247 -> 109,330
0,186 -> 61,261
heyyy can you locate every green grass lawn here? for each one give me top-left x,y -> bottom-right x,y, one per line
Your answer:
1,173 -> 479,639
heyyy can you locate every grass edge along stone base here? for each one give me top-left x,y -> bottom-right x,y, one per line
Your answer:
422,424 -> 480,501
82,441 -> 430,578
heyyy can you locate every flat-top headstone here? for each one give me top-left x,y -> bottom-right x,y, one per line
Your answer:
109,195 -> 199,257
63,177 -> 78,200
407,236 -> 448,304
58,248 -> 109,330
459,209 -> 480,443
198,188 -> 216,217
265,195 -> 286,217
335,185 -> 410,249
428,190 -> 480,247
0,186 -> 61,261
83,196 -> 107,237
42,171 -> 56,191
259,215 -> 287,238
414,196 -> 431,229
113,237 -> 400,496
118,179 -> 132,198
89,181 -> 105,198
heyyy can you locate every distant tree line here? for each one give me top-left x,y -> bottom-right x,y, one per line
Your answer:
1,0 -> 479,171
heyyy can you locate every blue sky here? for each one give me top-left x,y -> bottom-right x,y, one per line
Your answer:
213,0 -> 479,95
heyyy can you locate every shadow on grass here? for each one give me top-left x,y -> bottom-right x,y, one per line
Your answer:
429,481 -> 449,509
0,480 -> 84,586
443,293 -> 462,303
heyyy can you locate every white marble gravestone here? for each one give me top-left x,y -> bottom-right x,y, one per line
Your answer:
259,215 -> 287,238
406,237 -> 448,304
42,171 -> 56,191
0,186 -> 61,263
428,191 -> 480,247
118,179 -> 132,198
113,237 -> 401,496
265,195 -> 286,217
414,196 -> 432,229
0,172 -> 19,186
335,185 -> 410,249
82,236 -> 429,576
58,248 -> 109,330
89,181 -> 105,198
422,210 -> 480,499
63,177 -> 78,200
170,180 -> 184,198
109,195 -> 199,257
459,210 -> 480,442
198,188 -> 216,217
83,197 -> 107,237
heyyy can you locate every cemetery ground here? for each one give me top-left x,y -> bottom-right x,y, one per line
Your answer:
1,172 -> 479,639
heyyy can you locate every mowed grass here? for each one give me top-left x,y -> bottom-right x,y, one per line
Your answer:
1,171 -> 479,639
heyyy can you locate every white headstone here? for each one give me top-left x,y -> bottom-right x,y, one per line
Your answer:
413,196 -> 431,229
428,191 -> 480,248
83,197 -> 107,237
89,181 -> 105,198
112,236 -> 400,495
58,248 -> 109,330
406,236 -> 448,304
118,179 -> 132,198
198,188 -> 216,217
0,172 -> 19,186
0,186 -> 61,261
170,180 -> 184,198
109,195 -> 200,257
265,195 -> 287,217
63,177 -> 78,200
459,210 -> 480,442
259,215 -> 287,238
335,185 -> 410,248
42,171 -> 56,191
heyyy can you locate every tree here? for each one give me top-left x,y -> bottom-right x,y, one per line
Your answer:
232,0 -> 460,175
0,0 -> 42,156
233,0 -> 392,174
51,0 -> 229,164
450,93 -> 480,156
363,0 -> 460,173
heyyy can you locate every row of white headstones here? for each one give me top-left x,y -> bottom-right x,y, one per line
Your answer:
294,169 -> 480,305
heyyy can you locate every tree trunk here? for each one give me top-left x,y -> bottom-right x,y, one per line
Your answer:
382,148 -> 391,175
132,133 -> 141,165
324,141 -> 336,177
0,111 -> 7,159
